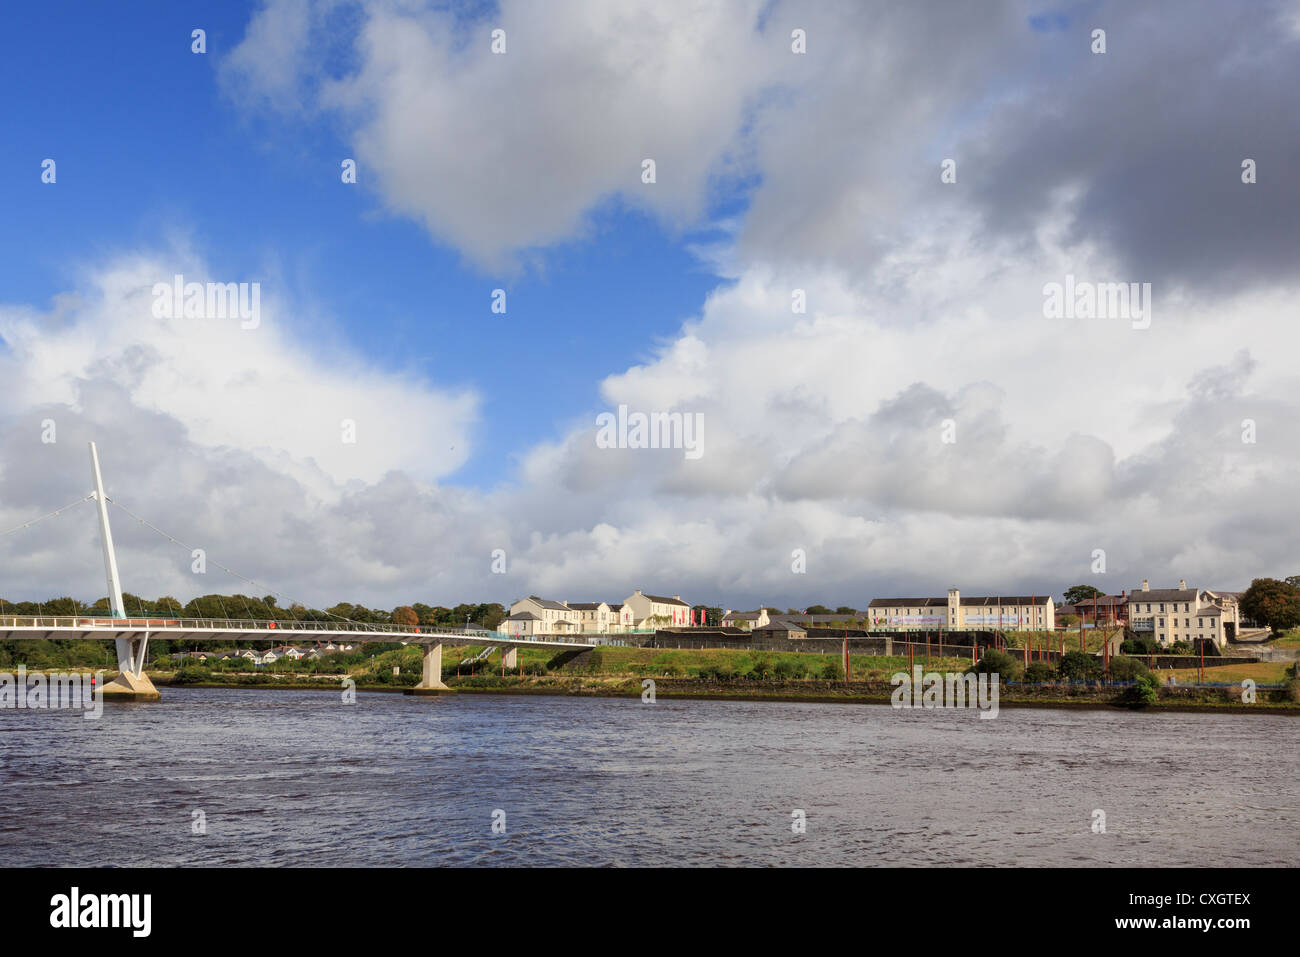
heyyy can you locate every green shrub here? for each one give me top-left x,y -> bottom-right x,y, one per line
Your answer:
967,649 -> 1024,683
1024,661 -> 1056,683
1121,636 -> 1161,655
820,660 -> 844,681
1170,640 -> 1192,654
1120,674 -> 1158,708
1058,650 -> 1102,682
1106,656 -> 1152,682
749,657 -> 772,679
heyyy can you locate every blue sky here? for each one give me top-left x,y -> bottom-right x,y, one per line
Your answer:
1,0 -> 1297,609
0,0 -> 730,488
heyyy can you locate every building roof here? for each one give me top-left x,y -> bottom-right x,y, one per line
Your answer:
868,595 -> 1052,608
1068,595 -> 1126,606
566,602 -> 607,610
505,611 -> 540,621
608,603 -> 624,611
1128,588 -> 1199,602
642,593 -> 689,606
525,596 -> 570,611
754,620 -> 807,633
1197,606 -> 1224,616
724,609 -> 767,620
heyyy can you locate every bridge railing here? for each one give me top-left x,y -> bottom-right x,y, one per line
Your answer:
0,615 -> 467,636
0,616 -> 605,644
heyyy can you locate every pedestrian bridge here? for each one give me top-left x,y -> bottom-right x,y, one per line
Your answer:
0,615 -> 597,695
0,443 -> 599,699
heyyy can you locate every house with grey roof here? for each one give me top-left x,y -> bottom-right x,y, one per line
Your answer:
1124,579 -> 1240,647
619,590 -> 692,629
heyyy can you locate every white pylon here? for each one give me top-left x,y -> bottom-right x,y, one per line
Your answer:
89,442 -> 125,619
89,442 -> 151,684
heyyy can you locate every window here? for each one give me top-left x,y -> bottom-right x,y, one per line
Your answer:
1159,604 -> 1165,612
1184,619 -> 1189,627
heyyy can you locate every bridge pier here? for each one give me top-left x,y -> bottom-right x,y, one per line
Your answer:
502,647 -> 517,671
406,642 -> 453,695
102,633 -> 161,701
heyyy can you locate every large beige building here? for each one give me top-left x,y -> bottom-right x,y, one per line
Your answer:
1124,579 -> 1240,648
567,602 -> 614,634
619,590 -> 691,629
502,594 -> 691,635
502,596 -> 578,636
867,589 -> 1054,631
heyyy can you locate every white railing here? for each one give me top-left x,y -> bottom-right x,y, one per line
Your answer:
0,615 -> 458,635
0,616 -> 601,645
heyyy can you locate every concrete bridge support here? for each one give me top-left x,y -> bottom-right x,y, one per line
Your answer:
502,647 -> 517,671
407,642 -> 452,695
102,633 -> 161,700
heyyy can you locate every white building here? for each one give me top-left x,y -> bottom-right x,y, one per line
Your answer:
867,589 -> 1055,631
566,602 -> 614,634
618,590 -> 691,629
721,608 -> 771,630
1124,579 -> 1240,648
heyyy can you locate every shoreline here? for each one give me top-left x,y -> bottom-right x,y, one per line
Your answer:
142,675 -> 1300,715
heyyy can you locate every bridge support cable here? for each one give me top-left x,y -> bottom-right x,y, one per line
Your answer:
0,494 -> 95,540
103,497 -> 370,633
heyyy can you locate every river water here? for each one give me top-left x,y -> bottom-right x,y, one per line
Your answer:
1,688 -> 1295,866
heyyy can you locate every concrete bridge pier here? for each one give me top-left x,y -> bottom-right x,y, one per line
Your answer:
102,633 -> 161,700
502,647 -> 518,671
406,642 -> 453,695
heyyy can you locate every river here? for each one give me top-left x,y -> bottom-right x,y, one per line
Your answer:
1,688 -> 1295,866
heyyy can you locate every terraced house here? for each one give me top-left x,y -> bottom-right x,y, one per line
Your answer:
567,601 -> 614,634
1124,580 -> 1240,648
619,590 -> 692,629
503,596 -> 578,636
867,589 -> 1054,631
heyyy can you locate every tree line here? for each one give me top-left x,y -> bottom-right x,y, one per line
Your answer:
0,594 -> 508,631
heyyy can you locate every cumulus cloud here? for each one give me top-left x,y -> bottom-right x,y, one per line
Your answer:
225,0 -> 780,270
4,1 -> 1299,612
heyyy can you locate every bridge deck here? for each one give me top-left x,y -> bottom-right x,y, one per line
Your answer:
0,617 -> 598,650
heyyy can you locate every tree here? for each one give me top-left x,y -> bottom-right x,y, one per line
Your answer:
967,648 -> 1024,683
1062,585 -> 1104,606
805,605 -> 833,615
835,606 -> 857,616
391,606 -> 419,628
1058,650 -> 1102,682
1239,578 -> 1300,634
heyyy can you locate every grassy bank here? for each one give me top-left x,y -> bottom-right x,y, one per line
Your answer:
126,643 -> 1300,713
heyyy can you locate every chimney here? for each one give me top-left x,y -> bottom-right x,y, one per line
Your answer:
672,595 -> 680,600
1141,579 -> 1149,591
1179,579 -> 1186,590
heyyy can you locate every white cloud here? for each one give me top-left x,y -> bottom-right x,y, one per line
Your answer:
227,0 -> 779,270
